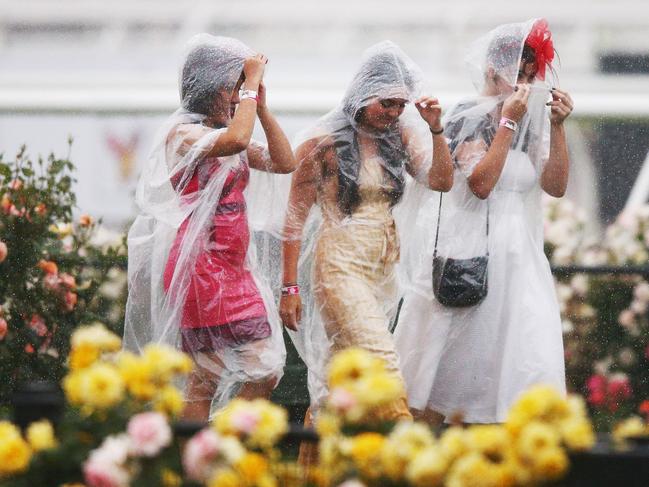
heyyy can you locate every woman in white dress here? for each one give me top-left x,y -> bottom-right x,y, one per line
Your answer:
395,19 -> 574,424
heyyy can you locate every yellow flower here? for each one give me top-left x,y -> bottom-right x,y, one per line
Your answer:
439,427 -> 468,463
354,373 -> 404,410
71,322 -> 121,353
559,417 -> 595,451
49,222 -> 74,238
26,420 -> 57,451
349,432 -> 385,479
506,385 -> 569,436
446,451 -> 515,487
235,452 -> 271,484
154,385 -> 185,418
381,422 -> 435,480
315,412 -> 341,437
79,363 -> 125,410
612,416 -> 648,442
0,422 -> 32,476
213,399 -> 288,449
69,342 -> 100,371
327,348 -> 386,388
465,425 -> 511,460
161,468 -> 182,487
142,344 -> 193,382
62,371 -> 84,405
405,445 -> 448,487
117,351 -> 157,401
530,447 -> 569,481
208,468 -> 241,487
516,421 -> 561,462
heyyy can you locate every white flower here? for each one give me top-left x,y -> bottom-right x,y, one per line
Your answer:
562,320 -> 574,333
630,299 -> 648,315
570,275 -> 589,296
618,348 -> 637,367
552,246 -> 574,265
633,282 -> 649,303
618,309 -> 636,328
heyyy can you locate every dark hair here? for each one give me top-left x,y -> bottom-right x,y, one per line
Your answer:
181,45 -> 228,116
332,119 -> 408,215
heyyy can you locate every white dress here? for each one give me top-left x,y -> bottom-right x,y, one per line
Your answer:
394,144 -> 566,423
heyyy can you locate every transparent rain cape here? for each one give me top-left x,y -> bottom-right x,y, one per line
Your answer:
284,41 -> 439,412
395,19 -> 566,423
124,34 -> 285,412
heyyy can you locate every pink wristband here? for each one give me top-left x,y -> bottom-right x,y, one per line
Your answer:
281,285 -> 300,296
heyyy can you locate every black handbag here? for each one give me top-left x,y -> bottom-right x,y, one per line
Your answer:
432,193 -> 489,307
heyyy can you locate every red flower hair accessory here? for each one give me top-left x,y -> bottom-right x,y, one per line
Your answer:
525,18 -> 554,80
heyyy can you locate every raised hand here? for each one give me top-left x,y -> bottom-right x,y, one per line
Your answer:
548,88 -> 574,125
502,84 -> 530,122
243,53 -> 268,86
415,96 -> 443,131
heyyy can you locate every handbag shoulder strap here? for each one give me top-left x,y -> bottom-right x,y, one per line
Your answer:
433,193 -> 489,257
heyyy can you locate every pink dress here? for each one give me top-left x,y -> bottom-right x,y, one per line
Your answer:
163,154 -> 271,352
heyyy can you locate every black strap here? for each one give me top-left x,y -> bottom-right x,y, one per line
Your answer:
433,192 -> 489,258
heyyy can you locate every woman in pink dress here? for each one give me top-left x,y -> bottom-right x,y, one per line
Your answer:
124,34 -> 297,421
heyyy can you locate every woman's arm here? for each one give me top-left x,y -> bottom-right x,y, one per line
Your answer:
541,88 -> 573,197
173,55 -> 267,160
466,85 -> 530,199
279,140 -> 321,331
247,82 -> 298,174
407,96 -> 454,191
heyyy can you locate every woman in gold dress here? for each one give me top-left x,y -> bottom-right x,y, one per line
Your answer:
279,41 -> 454,422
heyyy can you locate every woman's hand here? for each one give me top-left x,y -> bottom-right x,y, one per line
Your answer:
257,81 -> 267,114
501,84 -> 530,122
243,54 -> 267,86
415,96 -> 443,131
548,88 -> 574,125
279,294 -> 301,331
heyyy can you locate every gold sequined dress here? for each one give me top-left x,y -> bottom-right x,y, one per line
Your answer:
313,153 -> 411,420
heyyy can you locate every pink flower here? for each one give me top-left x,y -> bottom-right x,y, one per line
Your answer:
28,315 -> 48,337
645,344 -> 649,361
83,435 -> 132,487
587,389 -> 607,408
43,273 -> 61,292
230,409 -> 260,435
127,412 -> 171,458
586,374 -> 607,393
9,179 -> 23,191
183,429 -> 221,482
618,309 -> 636,328
0,318 -> 7,340
608,375 -> 633,400
34,203 -> 47,216
59,272 -> 76,290
83,461 -> 130,487
0,241 -> 7,263
329,387 -> 358,413
63,291 -> 78,312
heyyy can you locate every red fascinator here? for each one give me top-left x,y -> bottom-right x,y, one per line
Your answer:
525,19 -> 554,80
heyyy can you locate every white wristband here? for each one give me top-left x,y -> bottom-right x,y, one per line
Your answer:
240,89 -> 258,102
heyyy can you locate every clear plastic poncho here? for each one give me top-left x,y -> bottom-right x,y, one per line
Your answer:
124,34 -> 286,414
284,41 -> 439,417
395,19 -> 566,423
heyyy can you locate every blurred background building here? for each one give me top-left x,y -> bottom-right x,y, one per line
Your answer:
1,0 -> 649,229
